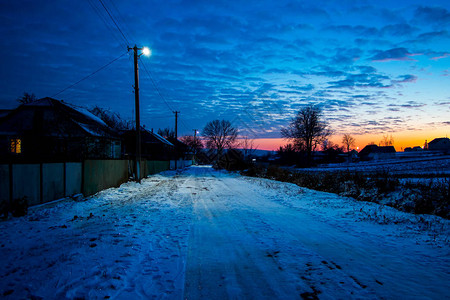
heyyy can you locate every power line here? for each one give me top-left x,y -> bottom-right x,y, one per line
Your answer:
108,0 -> 137,43
52,52 -> 128,98
98,0 -> 130,45
140,60 -> 175,113
91,0 -> 185,121
86,0 -> 124,47
96,0 -> 178,115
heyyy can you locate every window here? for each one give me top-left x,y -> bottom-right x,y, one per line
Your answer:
10,138 -> 21,154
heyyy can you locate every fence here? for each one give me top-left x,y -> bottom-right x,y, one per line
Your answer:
0,159 -> 192,210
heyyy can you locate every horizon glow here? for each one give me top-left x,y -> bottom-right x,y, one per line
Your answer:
0,0 -> 448,149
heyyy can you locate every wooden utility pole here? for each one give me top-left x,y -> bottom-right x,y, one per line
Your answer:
174,111 -> 180,169
128,45 -> 148,183
193,129 -> 198,164
174,111 -> 179,140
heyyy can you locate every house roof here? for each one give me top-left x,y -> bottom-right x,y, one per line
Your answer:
428,137 -> 450,145
0,109 -> 12,119
121,129 -> 174,147
0,97 -> 118,138
359,144 -> 396,155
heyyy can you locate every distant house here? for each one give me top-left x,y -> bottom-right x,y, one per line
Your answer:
428,137 -> 450,153
405,146 -> 423,152
167,137 -> 193,160
121,128 -> 174,160
359,144 -> 396,161
0,97 -> 121,162
348,149 -> 359,162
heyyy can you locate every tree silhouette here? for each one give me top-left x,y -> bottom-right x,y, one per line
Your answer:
157,128 -> 175,139
342,133 -> 355,153
380,134 -> 394,146
17,92 -> 37,104
281,104 -> 331,165
203,119 -> 238,159
89,105 -> 132,130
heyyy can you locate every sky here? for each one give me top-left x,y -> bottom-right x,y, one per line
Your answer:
0,0 -> 449,150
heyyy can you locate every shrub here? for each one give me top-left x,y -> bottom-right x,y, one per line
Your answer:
0,201 -> 8,219
11,197 -> 28,217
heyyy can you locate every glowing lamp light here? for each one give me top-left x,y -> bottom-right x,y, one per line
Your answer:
142,47 -> 151,56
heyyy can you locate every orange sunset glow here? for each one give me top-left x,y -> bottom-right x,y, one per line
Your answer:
253,130 -> 449,152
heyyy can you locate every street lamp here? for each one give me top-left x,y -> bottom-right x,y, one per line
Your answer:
128,45 -> 150,183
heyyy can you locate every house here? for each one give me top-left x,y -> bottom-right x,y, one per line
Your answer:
428,137 -> 450,153
0,109 -> 12,120
0,97 -> 121,162
121,128 -> 174,160
359,144 -> 396,161
167,137 -> 193,160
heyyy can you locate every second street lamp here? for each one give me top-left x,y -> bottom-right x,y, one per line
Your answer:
128,45 -> 150,183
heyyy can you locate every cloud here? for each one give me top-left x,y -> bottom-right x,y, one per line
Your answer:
327,73 -> 391,89
388,101 -> 425,109
431,53 -> 450,60
356,66 -> 377,74
370,47 -> 420,62
416,30 -> 449,41
330,48 -> 362,65
323,25 -> 379,37
380,24 -> 417,36
393,74 -> 418,83
413,6 -> 450,26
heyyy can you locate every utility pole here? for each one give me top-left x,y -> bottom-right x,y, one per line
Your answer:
193,129 -> 198,164
174,111 -> 180,139
128,45 -> 150,183
173,111 -> 180,169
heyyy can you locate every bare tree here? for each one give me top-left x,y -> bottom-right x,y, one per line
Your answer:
203,119 -> 238,159
180,135 -> 203,152
89,106 -> 132,130
17,92 -> 37,104
281,104 -> 331,164
321,139 -> 332,151
380,134 -> 394,146
342,133 -> 356,153
240,136 -> 257,159
157,128 -> 175,139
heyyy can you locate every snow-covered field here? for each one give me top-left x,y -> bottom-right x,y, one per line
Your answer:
0,166 -> 449,299
304,155 -> 450,176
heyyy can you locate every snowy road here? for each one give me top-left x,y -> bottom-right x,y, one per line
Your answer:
0,166 -> 449,299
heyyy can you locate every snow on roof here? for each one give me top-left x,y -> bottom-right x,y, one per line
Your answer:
62,102 -> 108,127
77,122 -> 103,137
24,97 -> 109,127
151,131 -> 174,146
22,97 -> 54,106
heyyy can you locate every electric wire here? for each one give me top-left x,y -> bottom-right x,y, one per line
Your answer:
52,52 -> 128,98
86,0 -> 124,47
140,60 -> 175,113
108,0 -> 137,43
98,0 -> 130,46
90,0 -> 188,133
96,0 -> 178,116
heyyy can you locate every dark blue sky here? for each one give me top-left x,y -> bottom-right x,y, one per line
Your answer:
1,0 -> 449,149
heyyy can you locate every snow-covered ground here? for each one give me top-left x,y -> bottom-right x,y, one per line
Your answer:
303,156 -> 450,176
0,166 -> 449,299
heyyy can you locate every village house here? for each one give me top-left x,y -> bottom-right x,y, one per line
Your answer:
427,137 -> 450,153
121,128 -> 174,160
359,144 -> 396,161
0,97 -> 121,162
